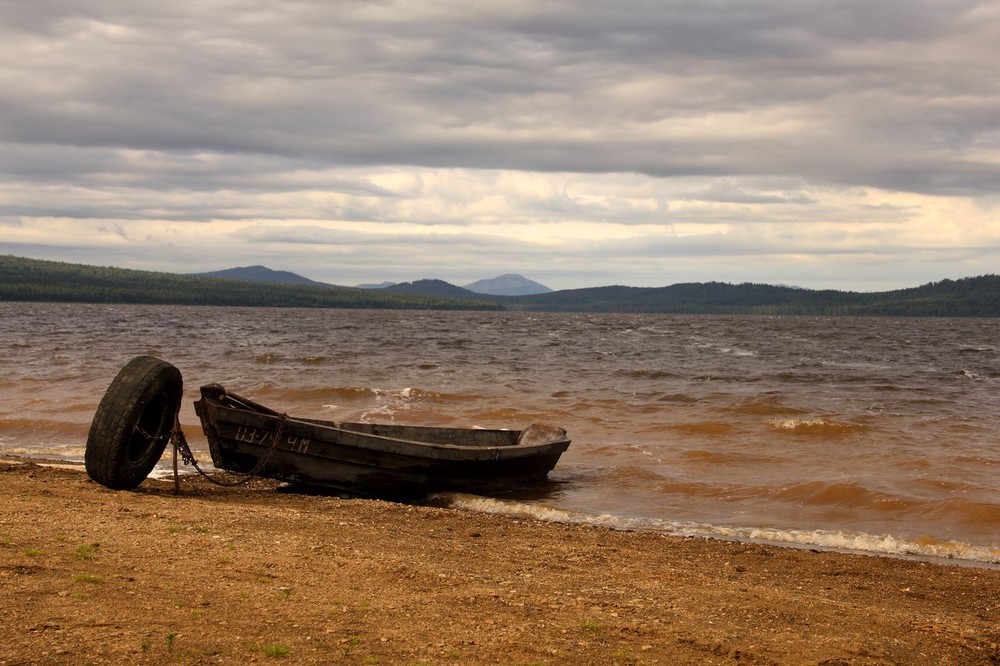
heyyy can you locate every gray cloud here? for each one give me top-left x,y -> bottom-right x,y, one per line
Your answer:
1,1 -> 998,289
4,1 -> 998,190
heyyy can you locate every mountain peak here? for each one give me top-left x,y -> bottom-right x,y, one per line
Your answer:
463,274 -> 552,296
384,279 -> 482,299
195,265 -> 330,287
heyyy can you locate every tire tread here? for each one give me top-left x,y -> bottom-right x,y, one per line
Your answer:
85,356 -> 183,489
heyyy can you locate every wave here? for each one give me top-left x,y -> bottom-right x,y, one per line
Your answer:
615,369 -> 683,380
774,481 -> 918,511
766,417 -> 868,436
679,448 -> 778,465
252,385 -> 486,408
721,400 -> 810,417
602,464 -> 669,486
0,444 -> 87,459
0,418 -> 89,440
563,465 -> 1000,541
665,421 -> 734,436
694,343 -> 757,358
252,353 -> 285,364
435,493 -> 1000,566
926,497 -> 1000,528
656,392 -> 700,404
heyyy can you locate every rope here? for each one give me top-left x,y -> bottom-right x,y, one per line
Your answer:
169,412 -> 288,491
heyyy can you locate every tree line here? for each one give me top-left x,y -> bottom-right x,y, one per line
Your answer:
3,255 -> 997,316
499,276 -> 1000,316
0,256 -> 501,311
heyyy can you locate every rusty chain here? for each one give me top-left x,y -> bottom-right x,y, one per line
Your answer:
169,413 -> 288,488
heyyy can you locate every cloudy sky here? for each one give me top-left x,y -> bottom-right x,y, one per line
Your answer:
2,1 -> 998,291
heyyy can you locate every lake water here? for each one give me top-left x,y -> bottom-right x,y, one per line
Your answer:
2,303 -> 997,565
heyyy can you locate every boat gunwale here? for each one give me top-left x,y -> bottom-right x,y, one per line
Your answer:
197,388 -> 571,457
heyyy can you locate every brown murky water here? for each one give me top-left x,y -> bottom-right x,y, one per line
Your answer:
2,303 -> 997,564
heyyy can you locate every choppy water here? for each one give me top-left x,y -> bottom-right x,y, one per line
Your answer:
2,303 -> 998,565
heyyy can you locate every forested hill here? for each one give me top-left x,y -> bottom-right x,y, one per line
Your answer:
2,255 -> 997,316
500,276 -> 1000,316
0,256 -> 501,310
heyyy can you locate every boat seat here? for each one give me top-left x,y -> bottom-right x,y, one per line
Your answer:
515,423 -> 566,447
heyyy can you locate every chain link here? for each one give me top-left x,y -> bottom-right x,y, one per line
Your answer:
135,424 -> 172,445
169,413 -> 288,487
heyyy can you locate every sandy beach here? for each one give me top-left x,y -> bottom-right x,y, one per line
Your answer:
1,459 -> 997,665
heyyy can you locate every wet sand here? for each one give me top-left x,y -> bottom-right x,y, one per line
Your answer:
1,459 -> 998,665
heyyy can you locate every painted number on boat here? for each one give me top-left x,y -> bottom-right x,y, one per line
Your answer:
285,435 -> 310,454
234,425 -> 311,454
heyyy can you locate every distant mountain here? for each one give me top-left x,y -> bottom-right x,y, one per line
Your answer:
500,276 -> 1000,317
463,274 -> 552,296
0,256 -> 501,310
4,255 -> 996,316
384,279 -> 485,300
195,265 -> 331,287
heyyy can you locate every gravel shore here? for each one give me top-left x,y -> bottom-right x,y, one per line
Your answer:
2,460 -> 998,665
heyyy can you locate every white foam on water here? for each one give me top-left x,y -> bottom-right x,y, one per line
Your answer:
1,444 -> 87,459
435,493 -> 1000,567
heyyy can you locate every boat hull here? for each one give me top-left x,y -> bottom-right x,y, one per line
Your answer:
194,384 -> 570,498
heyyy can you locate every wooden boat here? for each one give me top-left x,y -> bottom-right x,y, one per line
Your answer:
194,383 -> 571,498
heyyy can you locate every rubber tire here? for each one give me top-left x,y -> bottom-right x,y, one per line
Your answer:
85,356 -> 183,489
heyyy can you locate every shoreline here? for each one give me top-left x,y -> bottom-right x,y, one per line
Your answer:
5,452 -> 998,571
2,459 -> 999,665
